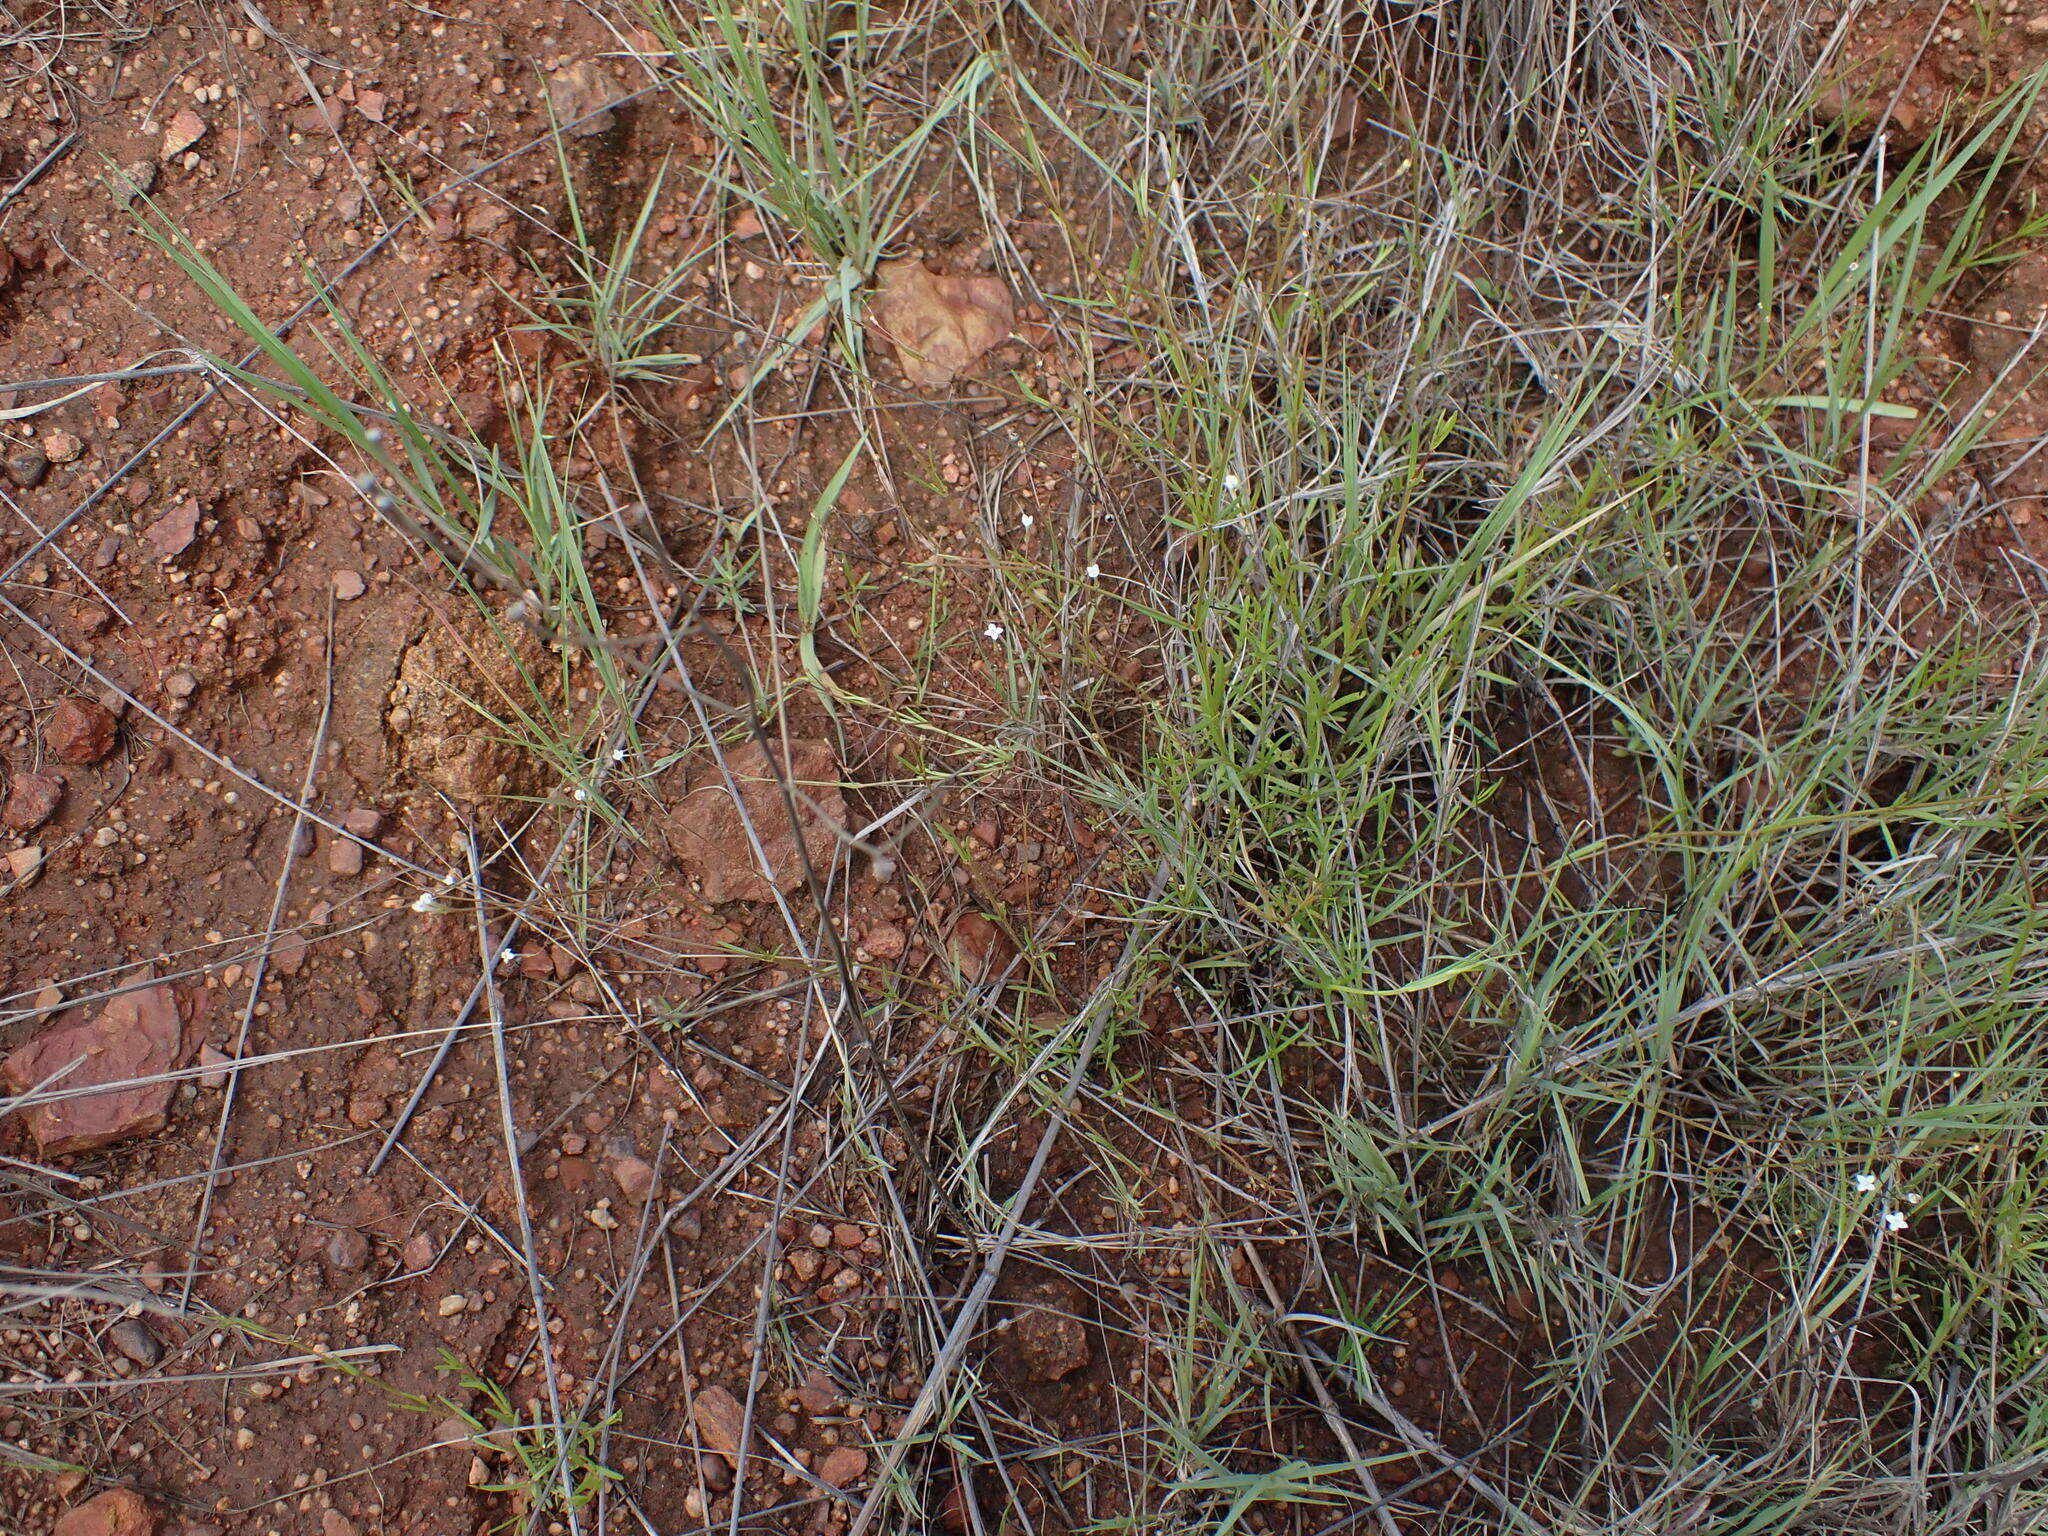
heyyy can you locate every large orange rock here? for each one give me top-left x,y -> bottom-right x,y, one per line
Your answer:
665,740 -> 844,903
53,1487 -> 157,1536
3,976 -> 191,1154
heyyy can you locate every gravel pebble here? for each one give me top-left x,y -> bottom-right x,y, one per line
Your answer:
324,1228 -> 371,1273
6,446 -> 48,488
44,698 -> 118,765
108,1317 -> 163,1368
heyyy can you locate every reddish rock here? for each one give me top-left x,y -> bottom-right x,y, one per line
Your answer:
3,977 -> 191,1154
817,1444 -> 869,1489
160,108 -> 206,158
861,921 -> 906,960
547,60 -> 620,137
108,1317 -> 162,1367
672,362 -> 718,411
340,807 -> 385,838
44,698 -> 118,765
866,258 -> 1014,388
287,100 -> 344,134
793,1367 -> 838,1415
665,740 -> 845,903
609,1154 -> 657,1204
938,1481 -> 975,1533
53,1487 -> 157,1536
1012,1304 -> 1090,1381
6,845 -> 43,889
195,1044 -> 231,1090
6,445 -> 47,489
143,500 -> 200,560
2,771 -> 62,831
325,1228 -> 371,1273
326,836 -> 364,876
946,912 -> 1015,979
692,1385 -> 748,1466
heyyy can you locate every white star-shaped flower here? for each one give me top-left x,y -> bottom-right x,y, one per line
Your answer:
1852,1173 -> 1878,1194
984,622 -> 1004,641
1222,472 -> 1240,492
1883,1210 -> 1908,1233
1085,563 -> 1100,579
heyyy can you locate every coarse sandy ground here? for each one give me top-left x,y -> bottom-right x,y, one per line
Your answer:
6,3 -> 2048,1535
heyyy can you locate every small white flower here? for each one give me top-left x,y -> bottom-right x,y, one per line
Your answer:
983,622 -> 1004,641
1884,1209 -> 1908,1233
572,787 -> 588,802
1853,1172 -> 1878,1194
1085,563 -> 1100,580
498,948 -> 517,968
1020,513 -> 1034,529
411,873 -> 462,912
1222,472 -> 1240,492
1902,1189 -> 1922,1205
611,747 -> 627,762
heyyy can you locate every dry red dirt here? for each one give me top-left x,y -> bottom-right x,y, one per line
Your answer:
0,6 -> 1144,1535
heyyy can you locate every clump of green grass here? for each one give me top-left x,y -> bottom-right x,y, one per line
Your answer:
417,1349 -> 622,1529
981,5 -> 2048,1531
635,0 -> 997,411
521,153 -> 715,387
136,215 -> 648,815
